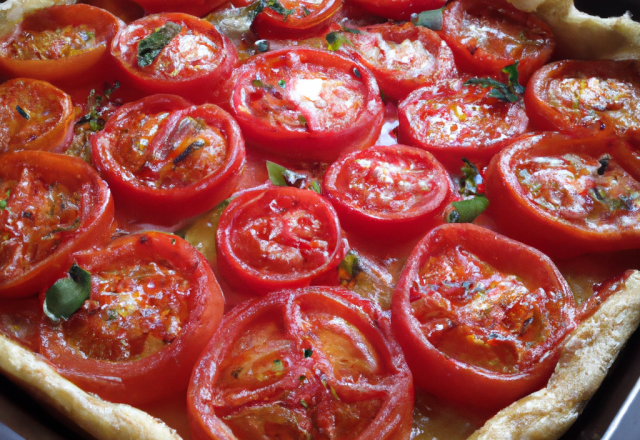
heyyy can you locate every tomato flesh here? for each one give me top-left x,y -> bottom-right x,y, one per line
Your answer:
252,0 -> 342,39
57,261 -> 190,362
0,25 -> 98,60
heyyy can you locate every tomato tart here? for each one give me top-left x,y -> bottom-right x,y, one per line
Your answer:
0,1 -> 640,440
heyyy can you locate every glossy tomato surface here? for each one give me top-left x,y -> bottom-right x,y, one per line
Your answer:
525,60 -> 640,140
328,22 -> 457,103
91,94 -> 246,228
0,78 -> 74,154
392,223 -> 577,412
440,0 -> 555,84
323,144 -> 453,239
216,186 -> 346,295
485,132 -> 640,258
0,151 -> 114,299
397,78 -> 530,168
251,0 -> 342,39
0,4 -> 123,84
188,286 -> 414,440
39,232 -> 225,406
229,48 -> 384,161
347,0 -> 446,21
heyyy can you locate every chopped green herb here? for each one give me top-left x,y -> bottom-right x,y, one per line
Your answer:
43,264 -> 92,323
299,375 -> 306,381
459,158 -> 483,196
272,359 -> 284,372
215,198 -> 231,212
16,105 -> 29,120
411,8 -> 444,31
298,114 -> 307,126
252,79 -> 265,88
340,24 -> 362,34
300,399 -> 309,409
0,190 -> 9,211
278,79 -> 286,88
326,31 -> 352,51
304,348 -> 313,358
309,181 -> 322,194
104,81 -> 120,99
338,250 -> 361,286
447,196 -> 490,223
255,39 -> 270,52
353,67 -> 361,78
137,22 -> 182,68
464,61 -> 525,103
329,385 -> 340,401
266,0 -> 295,21
380,90 -> 386,101
302,5 -> 311,16
107,309 -> 118,321
266,160 -> 308,189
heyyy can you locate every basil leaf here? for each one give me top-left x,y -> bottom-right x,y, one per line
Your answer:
137,22 -> 182,68
309,181 -> 322,194
266,0 -> 294,21
43,264 -> 92,323
340,24 -> 362,34
503,61 -> 525,95
267,161 -> 289,186
326,31 -> 352,51
464,62 -> 524,103
302,5 -> 311,16
411,8 -> 444,31
459,157 -> 483,196
16,105 -> 29,120
338,250 -> 361,285
0,190 -> 9,211
447,196 -> 490,223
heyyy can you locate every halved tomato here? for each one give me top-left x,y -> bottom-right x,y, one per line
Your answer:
397,78 -> 530,168
0,4 -> 123,84
251,0 -> 342,39
0,78 -> 74,154
91,94 -> 246,228
485,132 -> 640,258
323,144 -> 453,240
188,286 -> 414,440
39,232 -> 225,406
216,186 -> 346,295
346,0 -> 446,21
392,223 -> 576,412
440,0 -> 555,85
327,21 -> 458,102
525,60 -> 640,140
111,13 -> 238,104
229,48 -> 384,161
0,151 -> 114,298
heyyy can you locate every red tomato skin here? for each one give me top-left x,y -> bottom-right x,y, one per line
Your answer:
328,22 -> 458,103
229,48 -> 384,162
440,0 -> 555,85
188,286 -> 414,440
391,223 -> 576,412
323,144 -> 454,240
0,151 -> 114,299
485,132 -> 640,259
130,0 -> 226,16
216,187 -> 346,295
525,60 -> 640,140
39,232 -> 225,406
0,5 -> 123,84
91,94 -> 246,228
397,78 -> 530,169
0,78 -> 74,154
111,13 -> 238,104
347,0 -> 446,21
252,0 -> 342,39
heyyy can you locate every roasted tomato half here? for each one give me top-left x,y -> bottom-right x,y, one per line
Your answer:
91,94 -> 246,228
0,4 -> 123,84
188,286 -> 414,440
486,132 -> 640,259
229,48 -> 384,162
130,0 -> 225,17
525,60 -> 640,140
250,0 -> 342,39
323,144 -> 453,240
397,78 -> 529,168
39,232 -> 225,406
327,22 -> 457,103
392,223 -> 576,412
347,0 -> 445,21
111,13 -> 237,103
0,151 -> 114,298
0,78 -> 74,154
440,0 -> 555,84
216,186 -> 346,295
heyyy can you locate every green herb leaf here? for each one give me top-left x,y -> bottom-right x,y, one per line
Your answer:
266,0 -> 294,20
411,8 -> 444,31
43,264 -> 92,323
300,399 -> 309,409
272,359 -> 284,372
338,250 -> 361,286
302,5 -> 311,16
137,22 -> 182,68
298,114 -> 307,126
326,31 -> 352,51
464,61 -> 524,103
459,158 -> 483,196
278,79 -> 286,88
304,348 -> 313,358
447,196 -> 489,223
267,161 -> 289,187
309,181 -> 322,194
0,190 -> 9,211
104,80 -> 120,99
340,24 -> 362,34
252,79 -> 265,87
16,105 -> 29,120
247,0 -> 266,22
